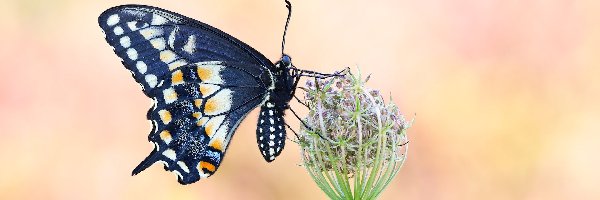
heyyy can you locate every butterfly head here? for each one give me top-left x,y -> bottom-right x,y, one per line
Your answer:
279,54 -> 292,68
270,54 -> 297,106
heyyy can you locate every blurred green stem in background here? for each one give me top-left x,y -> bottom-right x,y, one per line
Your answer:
298,69 -> 412,200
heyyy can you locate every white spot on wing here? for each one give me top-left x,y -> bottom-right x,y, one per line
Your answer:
122,9 -> 145,17
151,14 -> 168,25
145,74 -> 158,88
199,84 -> 220,98
127,21 -> 147,31
136,61 -> 147,74
162,149 -> 177,160
160,50 -> 177,63
113,26 -> 124,35
204,89 -> 233,115
157,160 -> 169,168
196,63 -> 224,84
183,35 -> 196,54
168,27 -> 178,49
120,36 -> 131,48
150,38 -> 166,50
163,88 -> 178,104
205,115 -> 225,137
209,121 -> 230,149
199,172 -> 210,179
177,161 -> 190,173
172,170 -> 183,180
126,48 -> 138,60
168,60 -> 188,70
153,142 -> 160,151
107,14 -> 120,26
140,27 -> 163,39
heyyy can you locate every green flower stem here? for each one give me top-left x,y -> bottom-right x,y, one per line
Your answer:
306,143 -> 340,199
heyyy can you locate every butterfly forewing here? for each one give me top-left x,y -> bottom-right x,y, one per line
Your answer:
99,5 -> 280,184
98,4 -> 273,96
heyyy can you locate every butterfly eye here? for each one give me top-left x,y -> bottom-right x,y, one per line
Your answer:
280,54 -> 292,67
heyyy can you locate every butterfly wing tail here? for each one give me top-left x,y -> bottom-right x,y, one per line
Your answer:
132,147 -> 162,176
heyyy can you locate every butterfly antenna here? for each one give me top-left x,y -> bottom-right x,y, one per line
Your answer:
281,0 -> 292,55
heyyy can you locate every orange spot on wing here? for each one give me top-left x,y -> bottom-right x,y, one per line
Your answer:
205,123 -> 215,137
197,66 -> 212,81
199,85 -> 211,96
160,130 -> 172,143
160,51 -> 175,63
197,117 -> 208,127
199,161 -> 216,173
158,110 -> 172,124
164,89 -> 178,102
171,70 -> 183,84
204,98 -> 217,113
194,99 -> 203,108
192,112 -> 201,118
209,140 -> 223,151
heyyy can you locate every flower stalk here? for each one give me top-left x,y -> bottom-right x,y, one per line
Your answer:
298,70 -> 411,200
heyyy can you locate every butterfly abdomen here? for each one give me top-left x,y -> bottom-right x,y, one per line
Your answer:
256,99 -> 287,162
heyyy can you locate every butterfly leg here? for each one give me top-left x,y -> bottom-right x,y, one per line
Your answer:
288,107 -> 310,130
294,94 -> 309,108
292,66 -> 348,79
399,140 -> 410,147
283,122 -> 300,140
287,107 -> 329,140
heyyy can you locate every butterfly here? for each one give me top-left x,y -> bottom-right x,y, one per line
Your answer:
98,1 -> 340,184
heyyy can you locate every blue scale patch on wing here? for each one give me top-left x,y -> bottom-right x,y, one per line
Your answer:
132,61 -> 271,184
98,4 -> 273,96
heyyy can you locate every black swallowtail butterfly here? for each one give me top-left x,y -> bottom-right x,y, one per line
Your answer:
99,1 -> 339,184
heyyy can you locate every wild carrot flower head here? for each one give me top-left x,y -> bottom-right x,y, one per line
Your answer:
298,70 -> 412,200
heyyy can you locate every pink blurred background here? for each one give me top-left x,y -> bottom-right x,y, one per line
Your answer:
1,0 -> 599,199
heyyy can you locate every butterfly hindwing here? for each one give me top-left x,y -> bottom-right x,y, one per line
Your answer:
98,4 -> 273,96
133,61 -> 271,184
